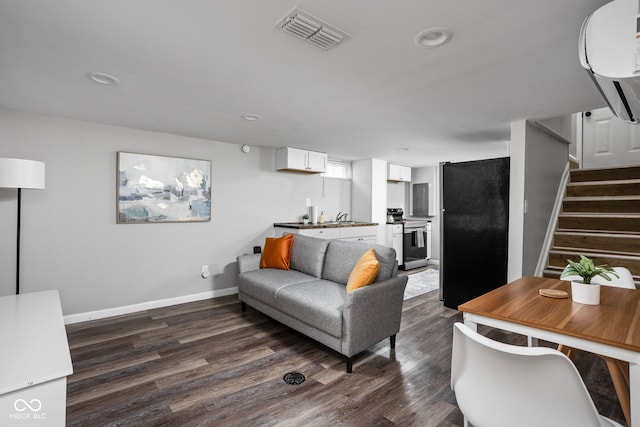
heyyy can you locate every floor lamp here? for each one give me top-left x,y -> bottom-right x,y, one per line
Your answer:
0,158 -> 45,294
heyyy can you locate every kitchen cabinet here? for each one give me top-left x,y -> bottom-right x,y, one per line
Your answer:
274,226 -> 340,239
337,225 -> 378,243
275,147 -> 327,173
340,236 -> 377,243
292,227 -> 340,239
273,225 -> 378,242
0,290 -> 73,426
387,164 -> 412,182
385,224 -> 404,265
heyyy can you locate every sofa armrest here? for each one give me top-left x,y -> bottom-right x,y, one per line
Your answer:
237,253 -> 261,273
342,275 -> 408,357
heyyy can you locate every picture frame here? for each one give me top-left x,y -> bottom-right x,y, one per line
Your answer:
117,152 -> 211,223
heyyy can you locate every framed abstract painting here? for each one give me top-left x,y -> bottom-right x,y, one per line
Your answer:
117,152 -> 211,223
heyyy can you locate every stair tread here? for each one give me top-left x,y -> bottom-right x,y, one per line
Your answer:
556,229 -> 640,236
548,249 -> 640,260
570,165 -> 640,182
564,195 -> 640,201
572,165 -> 640,173
552,231 -> 640,253
558,213 -> 640,218
567,178 -> 640,187
550,246 -> 638,257
554,231 -> 640,238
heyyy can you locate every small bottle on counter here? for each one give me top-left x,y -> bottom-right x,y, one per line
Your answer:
318,211 -> 325,224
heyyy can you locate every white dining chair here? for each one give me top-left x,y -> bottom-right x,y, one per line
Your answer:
451,322 -> 623,427
561,266 -> 635,425
591,266 -> 635,289
562,266 -> 635,289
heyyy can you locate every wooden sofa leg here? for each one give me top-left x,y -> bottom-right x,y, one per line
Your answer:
390,334 -> 396,349
241,302 -> 247,312
346,357 -> 353,373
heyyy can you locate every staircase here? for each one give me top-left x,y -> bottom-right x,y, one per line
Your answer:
543,165 -> 640,287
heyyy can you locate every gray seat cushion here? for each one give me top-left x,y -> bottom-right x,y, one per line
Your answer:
290,234 -> 330,278
238,269 -> 316,305
322,240 -> 397,285
274,280 -> 346,338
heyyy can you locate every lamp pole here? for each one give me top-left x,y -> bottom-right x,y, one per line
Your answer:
16,188 -> 21,294
0,158 -> 45,295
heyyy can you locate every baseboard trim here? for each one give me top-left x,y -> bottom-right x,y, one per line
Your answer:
64,287 -> 239,325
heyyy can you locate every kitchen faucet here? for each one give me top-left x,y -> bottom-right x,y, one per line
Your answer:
336,212 -> 349,222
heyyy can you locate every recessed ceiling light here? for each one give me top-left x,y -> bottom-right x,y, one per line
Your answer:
399,148 -> 410,151
87,72 -> 120,85
414,27 -> 452,48
242,114 -> 262,121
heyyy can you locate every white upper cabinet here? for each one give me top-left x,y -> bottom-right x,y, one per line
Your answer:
387,164 -> 412,182
276,147 -> 327,173
306,150 -> 327,172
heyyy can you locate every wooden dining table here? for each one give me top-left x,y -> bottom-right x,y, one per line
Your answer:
458,276 -> 640,426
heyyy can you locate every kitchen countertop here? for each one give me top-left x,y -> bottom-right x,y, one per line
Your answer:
274,222 -> 378,229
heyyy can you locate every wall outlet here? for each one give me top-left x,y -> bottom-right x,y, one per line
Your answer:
253,246 -> 261,254
201,265 -> 210,279
305,198 -> 311,207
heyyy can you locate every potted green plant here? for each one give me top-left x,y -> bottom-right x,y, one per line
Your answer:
560,255 -> 618,305
302,214 -> 309,225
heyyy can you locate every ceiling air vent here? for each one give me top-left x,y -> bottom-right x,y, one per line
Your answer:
274,7 -> 351,50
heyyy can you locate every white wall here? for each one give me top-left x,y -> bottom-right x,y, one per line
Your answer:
508,121 -> 526,281
508,120 -> 568,280
536,113 -> 579,160
0,109 -> 350,317
386,181 -> 407,211
523,122 -> 569,275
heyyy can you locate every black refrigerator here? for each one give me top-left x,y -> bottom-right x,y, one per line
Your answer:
440,158 -> 510,309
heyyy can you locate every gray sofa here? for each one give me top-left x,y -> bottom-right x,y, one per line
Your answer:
237,233 -> 408,372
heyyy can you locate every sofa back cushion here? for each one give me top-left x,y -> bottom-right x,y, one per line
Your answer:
290,234 -> 330,278
322,240 -> 397,285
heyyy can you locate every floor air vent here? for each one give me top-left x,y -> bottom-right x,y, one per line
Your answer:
274,7 -> 351,50
283,372 -> 306,385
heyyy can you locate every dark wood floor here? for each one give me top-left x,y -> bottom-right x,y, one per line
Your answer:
65,289 -> 626,426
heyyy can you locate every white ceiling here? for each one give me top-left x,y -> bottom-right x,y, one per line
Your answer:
0,0 -> 610,167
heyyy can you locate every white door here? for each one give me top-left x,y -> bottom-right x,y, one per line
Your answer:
583,107 -> 640,168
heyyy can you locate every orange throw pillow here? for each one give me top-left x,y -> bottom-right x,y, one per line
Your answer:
259,234 -> 294,270
346,249 -> 380,292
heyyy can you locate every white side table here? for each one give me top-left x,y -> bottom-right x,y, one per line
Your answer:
0,290 -> 73,426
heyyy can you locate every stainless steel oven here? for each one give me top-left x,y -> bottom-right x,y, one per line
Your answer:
402,220 -> 431,270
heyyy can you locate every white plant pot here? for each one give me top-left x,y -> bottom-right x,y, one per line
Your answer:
571,281 -> 601,305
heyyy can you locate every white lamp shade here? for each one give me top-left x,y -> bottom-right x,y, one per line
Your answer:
0,158 -> 45,189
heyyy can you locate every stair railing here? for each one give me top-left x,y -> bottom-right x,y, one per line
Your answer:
534,162 -> 571,276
